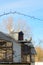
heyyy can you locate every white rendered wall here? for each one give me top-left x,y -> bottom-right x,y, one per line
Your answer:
13,33 -> 18,40
10,33 -> 18,40
13,41 -> 21,62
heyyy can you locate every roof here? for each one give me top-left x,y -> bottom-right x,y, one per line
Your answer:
18,40 -> 36,55
0,32 -> 13,42
31,47 -> 36,55
22,44 -> 36,55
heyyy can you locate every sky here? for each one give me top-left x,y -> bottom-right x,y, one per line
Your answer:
0,0 -> 43,47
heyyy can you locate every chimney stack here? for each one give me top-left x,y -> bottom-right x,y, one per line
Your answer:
18,31 -> 24,40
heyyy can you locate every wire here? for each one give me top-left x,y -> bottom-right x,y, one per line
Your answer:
0,11 -> 43,21
15,11 -> 43,21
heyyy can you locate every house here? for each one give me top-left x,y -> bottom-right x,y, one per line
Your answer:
0,31 -> 36,65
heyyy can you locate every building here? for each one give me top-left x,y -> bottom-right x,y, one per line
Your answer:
0,31 -> 36,65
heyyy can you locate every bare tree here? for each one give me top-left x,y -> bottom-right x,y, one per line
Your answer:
3,17 -> 32,40
17,19 -> 32,40
3,16 -> 14,33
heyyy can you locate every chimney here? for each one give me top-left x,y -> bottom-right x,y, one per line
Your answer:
18,31 -> 24,40
10,31 -> 24,41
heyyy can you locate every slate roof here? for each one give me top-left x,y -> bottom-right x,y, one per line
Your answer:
0,32 -> 13,42
18,40 -> 36,55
